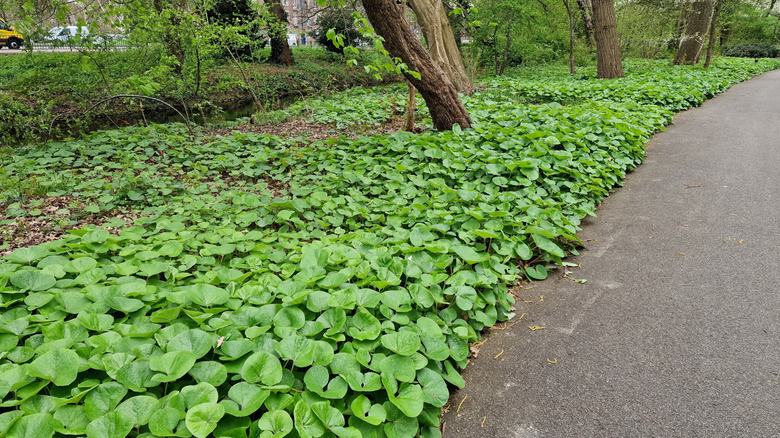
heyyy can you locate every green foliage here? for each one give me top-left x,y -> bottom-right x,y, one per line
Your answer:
721,0 -> 780,46
467,0 -> 572,72
0,48 -> 396,145
312,7 -> 368,54
722,42 -> 779,58
1,58 -> 778,438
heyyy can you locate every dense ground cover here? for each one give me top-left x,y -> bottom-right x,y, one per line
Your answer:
1,57 -> 778,438
0,47 -> 395,146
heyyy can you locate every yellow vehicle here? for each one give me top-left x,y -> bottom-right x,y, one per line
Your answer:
0,18 -> 24,49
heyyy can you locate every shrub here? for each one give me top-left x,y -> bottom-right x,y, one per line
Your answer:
722,43 -> 779,58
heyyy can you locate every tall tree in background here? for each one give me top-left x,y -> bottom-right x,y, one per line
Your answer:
153,0 -> 187,73
576,0 -> 596,45
408,0 -> 472,93
360,0 -> 472,130
674,0 -> 714,64
267,0 -> 294,66
703,0 -> 722,67
207,0 -> 258,60
592,0 -> 624,78
563,0 -> 577,73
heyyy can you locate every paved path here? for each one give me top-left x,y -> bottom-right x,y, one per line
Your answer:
443,70 -> 780,437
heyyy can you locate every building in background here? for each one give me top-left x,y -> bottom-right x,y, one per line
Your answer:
280,0 -> 319,45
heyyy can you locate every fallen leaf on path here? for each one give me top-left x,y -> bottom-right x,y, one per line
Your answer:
457,396 -> 468,414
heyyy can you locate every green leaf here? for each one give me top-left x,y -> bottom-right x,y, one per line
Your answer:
7,413 -> 56,438
311,401 -> 344,429
82,229 -> 110,243
453,286 -> 478,311
257,410 -> 293,437
347,308 -> 381,341
85,382 -> 128,420
304,366 -> 348,399
181,383 -> 219,409
222,382 -> 269,417
185,403 -> 225,438
379,355 -> 416,383
115,395 -> 159,427
185,284 -> 230,307
8,247 -> 50,264
148,408 -> 182,436
116,360 -> 158,392
53,405 -> 90,435
274,334 -> 316,367
531,233 -> 566,258
294,400 -> 325,438
525,264 -> 548,280
150,350 -> 197,382
383,414 -> 419,438
273,307 -> 306,330
451,245 -> 488,264
64,257 -> 98,274
10,271 -> 56,291
241,351 -> 283,385
85,411 -> 134,438
27,348 -> 80,386
318,272 -> 349,289
167,329 -> 214,359
188,361 -> 227,386
417,368 -> 449,407
350,396 -> 386,426
381,331 -> 421,356
384,377 -> 424,418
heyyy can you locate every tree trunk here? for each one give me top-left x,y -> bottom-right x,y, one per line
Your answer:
669,3 -> 690,50
404,82 -> 417,132
766,0 -> 777,17
361,0 -> 471,130
704,0 -> 722,68
268,0 -> 294,66
674,0 -> 714,65
592,0 -> 624,78
498,24 -> 512,75
564,0 -> 577,74
154,0 -> 186,73
408,0 -> 472,93
576,0 -> 595,46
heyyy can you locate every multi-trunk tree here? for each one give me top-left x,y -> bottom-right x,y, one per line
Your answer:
407,0 -> 472,93
360,0 -> 472,130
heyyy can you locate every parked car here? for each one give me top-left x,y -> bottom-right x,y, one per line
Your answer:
0,18 -> 24,49
46,26 -> 90,43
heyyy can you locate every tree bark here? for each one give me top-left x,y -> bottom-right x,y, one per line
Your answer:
766,0 -> 777,17
408,0 -> 472,93
564,0 -> 577,74
576,0 -> 595,46
674,0 -> 714,65
268,0 -> 294,66
404,82 -> 417,132
591,0 -> 624,78
703,0 -> 722,68
361,0 -> 471,130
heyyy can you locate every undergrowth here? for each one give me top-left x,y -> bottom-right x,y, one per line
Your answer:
0,57 -> 778,438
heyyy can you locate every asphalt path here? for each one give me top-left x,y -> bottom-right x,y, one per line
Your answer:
443,69 -> 780,437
